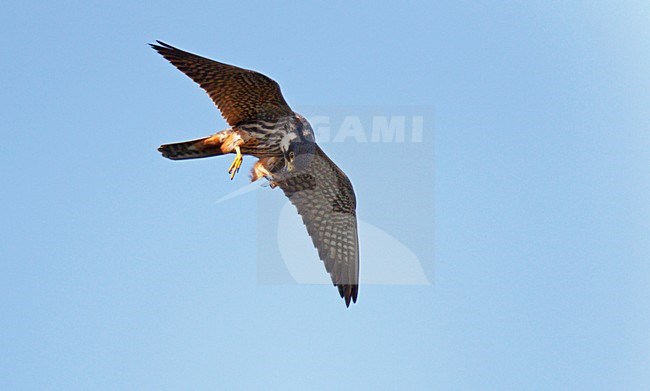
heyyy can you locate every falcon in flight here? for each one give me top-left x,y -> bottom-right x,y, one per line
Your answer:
151,41 -> 359,306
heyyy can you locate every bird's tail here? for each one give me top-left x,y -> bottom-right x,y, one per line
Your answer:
158,136 -> 225,160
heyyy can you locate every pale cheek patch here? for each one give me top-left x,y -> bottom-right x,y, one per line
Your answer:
280,132 -> 298,153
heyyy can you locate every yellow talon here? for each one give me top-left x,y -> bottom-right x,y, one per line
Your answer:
228,146 -> 243,180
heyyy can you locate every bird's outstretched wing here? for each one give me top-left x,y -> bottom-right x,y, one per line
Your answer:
150,41 -> 294,126
275,145 -> 359,306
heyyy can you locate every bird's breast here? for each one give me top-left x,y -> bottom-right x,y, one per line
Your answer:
236,121 -> 290,158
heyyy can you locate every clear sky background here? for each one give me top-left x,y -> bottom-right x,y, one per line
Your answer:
2,1 -> 649,389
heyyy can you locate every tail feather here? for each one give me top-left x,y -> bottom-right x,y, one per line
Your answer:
158,137 -> 224,160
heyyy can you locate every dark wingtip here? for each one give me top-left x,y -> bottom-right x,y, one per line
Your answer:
156,40 -> 174,48
149,40 -> 177,53
338,284 -> 358,307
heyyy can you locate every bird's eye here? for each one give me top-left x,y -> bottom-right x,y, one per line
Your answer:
288,151 -> 295,160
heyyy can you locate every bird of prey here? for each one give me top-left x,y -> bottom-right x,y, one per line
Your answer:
151,41 -> 359,306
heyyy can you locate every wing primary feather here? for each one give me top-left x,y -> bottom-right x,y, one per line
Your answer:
149,40 -> 293,126
275,145 -> 360,307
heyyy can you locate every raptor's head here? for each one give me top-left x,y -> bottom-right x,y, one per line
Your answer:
294,113 -> 316,143
280,114 -> 317,173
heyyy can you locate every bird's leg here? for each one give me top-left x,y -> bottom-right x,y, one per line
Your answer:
251,157 -> 281,188
250,159 -> 271,182
228,145 -> 243,180
220,132 -> 244,180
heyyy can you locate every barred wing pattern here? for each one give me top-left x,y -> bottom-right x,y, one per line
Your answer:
276,145 -> 359,306
150,41 -> 293,126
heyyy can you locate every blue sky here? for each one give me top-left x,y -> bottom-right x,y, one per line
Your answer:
2,1 -> 649,389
